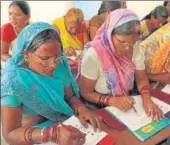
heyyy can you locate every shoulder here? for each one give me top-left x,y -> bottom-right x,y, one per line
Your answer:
89,15 -> 101,27
83,46 -> 99,62
1,23 -> 13,31
52,17 -> 63,25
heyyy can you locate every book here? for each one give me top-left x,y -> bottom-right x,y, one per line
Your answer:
105,96 -> 170,141
36,115 -> 108,145
162,84 -> 170,95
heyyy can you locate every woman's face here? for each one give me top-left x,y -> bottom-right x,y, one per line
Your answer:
111,34 -> 139,56
24,40 -> 62,77
9,4 -> 30,29
151,17 -> 168,27
65,21 -> 81,35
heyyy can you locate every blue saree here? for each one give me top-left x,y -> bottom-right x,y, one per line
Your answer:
1,22 -> 80,127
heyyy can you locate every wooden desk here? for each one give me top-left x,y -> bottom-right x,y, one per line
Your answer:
101,88 -> 170,145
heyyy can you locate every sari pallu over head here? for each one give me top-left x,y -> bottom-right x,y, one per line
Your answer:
1,22 -> 80,122
77,9 -> 140,96
139,22 -> 170,74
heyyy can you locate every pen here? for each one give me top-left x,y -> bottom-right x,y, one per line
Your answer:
129,96 -> 137,114
122,89 -> 137,114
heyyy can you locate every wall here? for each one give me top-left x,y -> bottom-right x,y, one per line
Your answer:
74,1 -> 163,20
1,1 -> 164,26
1,1 -> 73,26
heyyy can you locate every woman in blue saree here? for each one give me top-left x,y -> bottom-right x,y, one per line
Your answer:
1,22 -> 103,145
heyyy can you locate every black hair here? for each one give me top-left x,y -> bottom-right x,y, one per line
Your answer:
111,20 -> 140,35
142,5 -> 168,20
9,1 -> 30,15
163,1 -> 169,6
27,29 -> 63,53
98,1 -> 121,15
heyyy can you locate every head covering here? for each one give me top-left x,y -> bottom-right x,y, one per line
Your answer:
65,8 -> 84,24
1,22 -> 79,122
77,9 -> 140,96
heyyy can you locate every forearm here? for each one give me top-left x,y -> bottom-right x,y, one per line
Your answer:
67,96 -> 88,113
148,72 -> 170,84
81,91 -> 103,105
4,127 -> 53,145
135,70 -> 151,101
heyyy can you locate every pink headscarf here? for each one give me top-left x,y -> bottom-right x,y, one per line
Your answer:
78,9 -> 140,96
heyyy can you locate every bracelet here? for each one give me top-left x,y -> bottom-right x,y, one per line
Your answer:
43,127 -> 50,143
56,123 -> 61,144
28,128 -> 36,144
73,102 -> 87,116
24,127 -> 31,145
40,127 -> 46,140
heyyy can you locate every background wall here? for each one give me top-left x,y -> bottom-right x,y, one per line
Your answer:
74,1 -> 163,20
1,1 -> 164,26
1,1 -> 73,25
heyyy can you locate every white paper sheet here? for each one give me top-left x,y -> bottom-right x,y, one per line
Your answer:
106,96 -> 170,131
36,116 -> 107,145
162,84 -> 170,95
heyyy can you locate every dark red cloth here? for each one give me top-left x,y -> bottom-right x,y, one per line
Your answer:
1,23 -> 17,42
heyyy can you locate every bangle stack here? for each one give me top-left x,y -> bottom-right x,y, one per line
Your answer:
24,124 -> 61,145
99,95 -> 112,107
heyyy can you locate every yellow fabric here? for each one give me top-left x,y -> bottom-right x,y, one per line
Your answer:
168,17 -> 170,22
140,20 -> 150,38
139,23 -> 170,74
52,17 -> 83,50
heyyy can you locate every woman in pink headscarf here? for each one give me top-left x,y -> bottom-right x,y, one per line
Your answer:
79,9 -> 163,121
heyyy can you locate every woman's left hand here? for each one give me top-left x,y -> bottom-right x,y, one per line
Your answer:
78,108 -> 103,132
143,99 -> 163,122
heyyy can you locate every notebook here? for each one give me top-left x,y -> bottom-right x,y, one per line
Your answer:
37,116 -> 108,145
162,84 -> 170,95
105,96 -> 170,141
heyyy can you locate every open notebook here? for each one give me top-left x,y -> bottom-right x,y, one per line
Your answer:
36,116 -> 107,145
105,96 -> 170,141
162,84 -> 170,95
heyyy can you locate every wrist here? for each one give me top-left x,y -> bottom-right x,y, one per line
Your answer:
109,97 -> 116,106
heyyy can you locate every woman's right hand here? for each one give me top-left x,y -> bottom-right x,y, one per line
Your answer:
57,125 -> 86,145
66,48 -> 77,56
109,97 -> 135,112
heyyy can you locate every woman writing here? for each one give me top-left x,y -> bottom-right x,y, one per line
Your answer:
79,9 -> 163,122
1,22 -> 102,145
52,8 -> 89,57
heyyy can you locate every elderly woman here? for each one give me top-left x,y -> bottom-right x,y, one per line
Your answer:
79,9 -> 163,122
1,1 -> 30,67
138,22 -> 170,88
89,1 -> 121,40
52,8 -> 89,57
140,5 -> 168,40
1,22 -> 102,145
